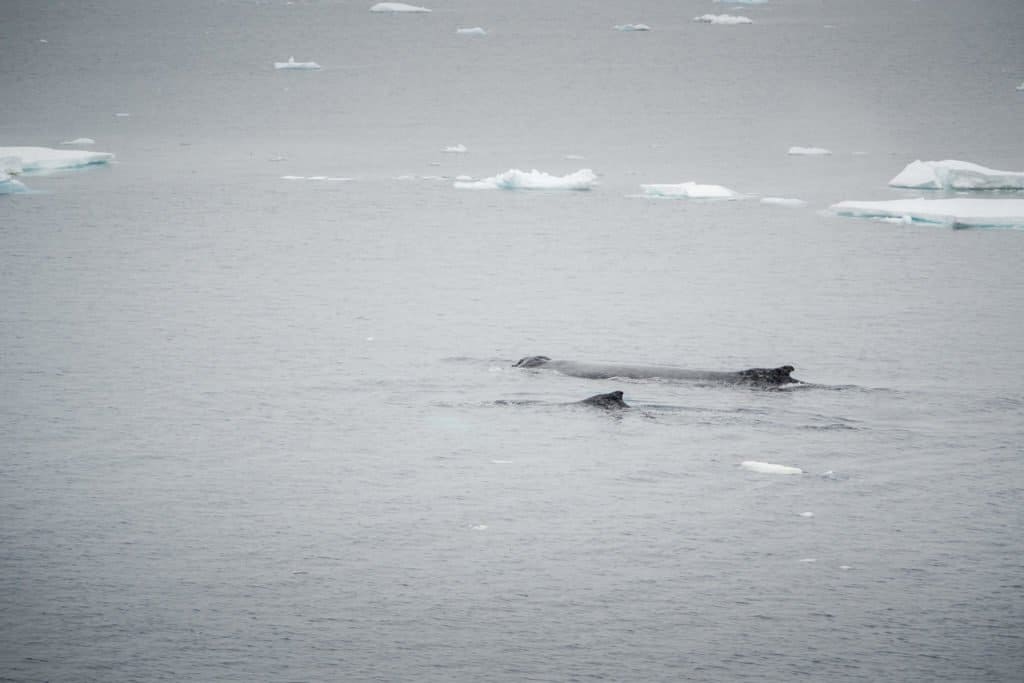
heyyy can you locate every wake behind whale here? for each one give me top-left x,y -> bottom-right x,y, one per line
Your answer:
514,356 -> 800,387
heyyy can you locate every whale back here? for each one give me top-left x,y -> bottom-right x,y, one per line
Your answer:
514,355 -> 551,368
578,390 -> 629,409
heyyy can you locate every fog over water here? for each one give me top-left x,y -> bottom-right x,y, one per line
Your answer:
2,1 -> 1023,681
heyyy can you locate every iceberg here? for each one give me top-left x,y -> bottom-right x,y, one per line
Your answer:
275,57 -> 321,70
0,146 -> 114,173
60,137 -> 95,145
761,197 -> 807,208
788,146 -> 831,156
694,14 -> 752,25
456,27 -> 487,36
888,159 -> 1024,191
614,24 -> 651,31
640,182 -> 742,200
370,2 -> 431,12
829,198 -> 1024,229
454,168 -> 597,191
442,144 -> 467,153
741,461 -> 803,475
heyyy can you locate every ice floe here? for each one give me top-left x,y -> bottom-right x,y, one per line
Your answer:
1017,82 -> 1024,91
0,146 -> 114,173
370,2 -> 430,12
694,14 -> 752,25
614,24 -> 651,31
275,57 -> 321,70
61,137 -> 95,145
640,182 -> 742,200
456,27 -> 487,36
454,168 -> 596,191
1,160 -> 28,194
761,197 -> 807,208
788,146 -> 831,156
741,461 -> 803,475
829,198 -> 1024,229
442,144 -> 467,153
888,159 -> 1024,191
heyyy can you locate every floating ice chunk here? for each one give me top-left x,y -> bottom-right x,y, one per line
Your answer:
715,0 -> 766,3
829,197 -> 1024,229
840,565 -> 852,570
454,168 -> 597,191
799,558 -> 817,563
455,175 -> 472,181
491,459 -> 513,464
694,14 -> 752,25
471,524 -> 488,530
799,511 -> 815,518
641,182 -> 741,200
741,460 -> 803,475
456,27 -> 487,36
115,112 -> 131,117
1,159 -> 28,194
564,154 -> 586,160
275,57 -> 321,70
281,175 -> 305,180
888,159 -> 1024,191
60,137 -> 95,145
443,144 -> 467,153
788,146 -> 831,156
0,146 -> 114,173
761,197 -> 807,207
370,2 -> 431,12
614,24 -> 651,31
1017,82 -> 1024,91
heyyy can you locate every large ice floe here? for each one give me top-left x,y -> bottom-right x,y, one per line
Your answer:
370,2 -> 431,12
614,24 -> 651,31
694,14 -> 752,25
0,146 -> 114,173
640,182 -> 742,200
888,160 -> 1024,191
274,57 -> 321,70
788,146 -> 831,156
829,198 -> 1024,229
454,168 -> 596,190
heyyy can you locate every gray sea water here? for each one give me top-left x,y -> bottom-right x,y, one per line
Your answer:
2,1 -> 1024,681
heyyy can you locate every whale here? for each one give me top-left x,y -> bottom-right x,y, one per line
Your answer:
514,356 -> 799,386
495,390 -> 630,410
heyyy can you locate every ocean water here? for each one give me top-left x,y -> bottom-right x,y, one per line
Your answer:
2,1 -> 1023,681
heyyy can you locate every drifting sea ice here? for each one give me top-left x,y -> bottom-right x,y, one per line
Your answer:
888,159 -> 1024,191
761,197 -> 807,208
453,168 -> 597,190
1017,82 -> 1024,91
741,461 -> 803,475
788,146 -> 831,156
614,24 -> 651,31
274,57 -> 321,70
1,159 -> 28,194
0,146 -> 114,173
442,144 -> 467,153
61,137 -> 95,145
370,2 -> 431,12
694,15 -> 753,25
640,182 -> 742,200
829,198 -> 1024,229
456,27 -> 487,36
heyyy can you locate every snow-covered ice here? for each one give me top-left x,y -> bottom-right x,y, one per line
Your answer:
694,14 -> 752,25
0,146 -> 114,173
888,159 -> 1024,191
614,24 -> 651,31
761,197 -> 807,207
788,146 -> 831,156
454,168 -> 597,191
829,198 -> 1024,229
442,144 -> 467,153
275,57 -> 321,70
1,159 -> 28,194
640,182 -> 742,200
61,137 -> 95,145
370,2 -> 430,12
741,461 -> 803,475
456,27 -> 487,36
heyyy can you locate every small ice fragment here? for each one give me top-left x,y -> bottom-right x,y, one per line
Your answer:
60,137 -> 95,145
370,2 -> 431,12
840,565 -> 852,570
281,175 -> 305,180
799,558 -> 817,563
1016,82 -> 1024,91
788,146 -> 832,155
694,14 -> 752,25
714,0 -> 766,3
291,570 -> 309,575
454,168 -> 597,191
275,57 -> 321,70
326,177 -> 352,181
888,159 -> 1024,190
443,144 -> 467,153
308,175 -> 328,180
269,156 -> 287,162
39,39 -> 48,43
741,460 -> 803,475
366,336 -> 374,341
491,459 -> 513,464
115,112 -> 131,117
614,24 -> 651,31
829,197 -> 1024,229
761,197 -> 807,208
456,27 -> 487,36
640,181 -> 741,200
564,154 -> 586,160
799,511 -> 815,518
455,175 -> 472,181
472,524 -> 488,530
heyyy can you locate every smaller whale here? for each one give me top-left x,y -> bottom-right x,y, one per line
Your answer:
577,390 -> 629,410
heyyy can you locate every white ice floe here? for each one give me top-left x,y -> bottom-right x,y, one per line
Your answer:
799,511 -> 815,518
761,197 -> 807,207
741,460 -> 803,475
614,24 -> 651,31
788,146 -> 831,156
694,14 -> 752,25
829,198 -> 1024,229
1,160 -> 28,194
454,168 -> 597,191
888,159 -> 1024,191
275,57 -> 321,70
564,154 -> 586,160
456,27 -> 487,36
370,2 -> 430,12
115,112 -> 131,117
443,144 -> 467,153
0,146 -> 114,173
60,137 -> 95,145
640,182 -> 742,200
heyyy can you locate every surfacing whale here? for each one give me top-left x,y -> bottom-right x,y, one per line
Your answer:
496,390 -> 630,410
514,356 -> 799,386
